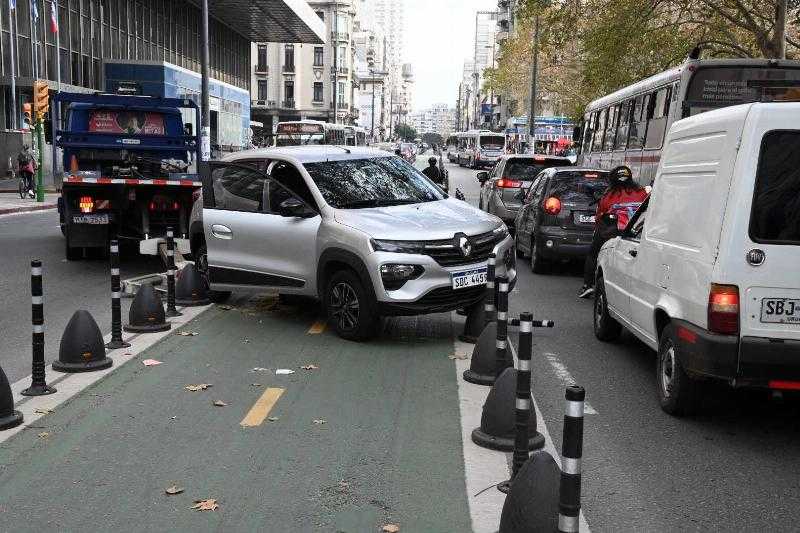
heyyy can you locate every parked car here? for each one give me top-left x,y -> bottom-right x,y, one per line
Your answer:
594,103 -> 800,415
514,168 -> 609,272
191,146 -> 515,341
399,143 -> 417,164
478,154 -> 573,230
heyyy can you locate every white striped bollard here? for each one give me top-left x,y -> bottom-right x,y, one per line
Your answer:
558,385 -> 585,533
498,312 -> 533,493
106,240 -> 130,350
21,260 -> 56,396
165,227 -> 181,318
495,275 -> 509,378
484,253 -> 496,325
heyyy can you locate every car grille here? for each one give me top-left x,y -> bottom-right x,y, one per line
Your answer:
385,285 -> 486,316
424,231 -> 502,267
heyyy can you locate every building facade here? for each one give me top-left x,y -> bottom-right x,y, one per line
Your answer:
409,103 -> 456,139
473,9 -> 498,130
353,26 -> 388,141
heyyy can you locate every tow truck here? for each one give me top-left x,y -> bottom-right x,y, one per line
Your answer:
54,93 -> 201,260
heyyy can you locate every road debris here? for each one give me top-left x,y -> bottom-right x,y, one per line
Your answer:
165,485 -> 184,495
250,367 -> 269,373
191,499 -> 218,511
382,525 -> 400,533
276,369 -> 295,375
448,352 -> 469,360
142,359 -> 162,366
185,384 -> 213,392
300,364 -> 319,371
213,400 -> 227,407
37,432 -> 50,439
177,331 -> 199,337
313,419 -> 326,425
34,408 -> 53,415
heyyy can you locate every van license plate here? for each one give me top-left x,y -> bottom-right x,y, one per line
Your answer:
72,214 -> 109,225
760,298 -> 800,324
452,268 -> 487,290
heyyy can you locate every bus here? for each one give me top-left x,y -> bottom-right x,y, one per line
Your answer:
274,120 -> 347,146
344,126 -> 368,146
577,57 -> 800,185
454,130 -> 506,169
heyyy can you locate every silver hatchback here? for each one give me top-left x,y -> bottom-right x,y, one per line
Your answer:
191,146 -> 515,340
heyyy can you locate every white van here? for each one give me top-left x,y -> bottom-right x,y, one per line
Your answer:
594,102 -> 800,415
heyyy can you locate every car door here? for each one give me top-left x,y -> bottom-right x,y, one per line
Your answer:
486,160 -> 504,212
604,206 -> 647,326
516,176 -> 540,246
202,161 -> 321,292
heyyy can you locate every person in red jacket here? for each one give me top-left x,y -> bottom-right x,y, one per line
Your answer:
578,165 -> 648,299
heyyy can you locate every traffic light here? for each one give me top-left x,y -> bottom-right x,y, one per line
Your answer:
22,103 -> 32,127
33,80 -> 49,121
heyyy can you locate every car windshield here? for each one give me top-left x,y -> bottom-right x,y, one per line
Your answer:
547,172 -> 610,203
480,136 -> 505,150
303,157 -> 446,209
506,159 -> 573,181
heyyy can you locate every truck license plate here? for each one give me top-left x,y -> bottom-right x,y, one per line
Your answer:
760,298 -> 800,324
451,268 -> 487,290
72,214 -> 109,225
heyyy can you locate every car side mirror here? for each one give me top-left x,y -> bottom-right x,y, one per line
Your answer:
477,171 -> 489,183
278,197 -> 315,218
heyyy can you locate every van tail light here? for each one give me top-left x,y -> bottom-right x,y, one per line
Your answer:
544,197 -> 562,215
708,284 -> 739,335
496,178 -> 522,188
79,196 -> 94,213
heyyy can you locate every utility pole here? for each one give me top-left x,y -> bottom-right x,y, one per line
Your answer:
370,68 -> 375,140
775,0 -> 787,58
528,14 -> 540,154
200,0 -> 211,174
456,84 -> 462,132
332,0 -> 339,124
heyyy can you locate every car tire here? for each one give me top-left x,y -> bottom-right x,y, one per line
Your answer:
65,232 -> 80,261
325,269 -> 378,341
657,323 -> 700,416
593,277 -> 622,341
195,241 -> 232,304
530,237 -> 549,274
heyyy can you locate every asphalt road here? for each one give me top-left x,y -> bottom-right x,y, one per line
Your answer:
442,156 -> 800,531
0,208 -> 163,383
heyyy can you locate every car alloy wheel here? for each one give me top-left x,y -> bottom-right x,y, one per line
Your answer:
330,281 -> 360,332
659,345 -> 676,400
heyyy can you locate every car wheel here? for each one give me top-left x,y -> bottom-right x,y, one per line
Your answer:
530,237 -> 549,274
65,233 -> 80,261
325,269 -> 379,341
593,277 -> 622,341
657,324 -> 700,416
195,241 -> 232,304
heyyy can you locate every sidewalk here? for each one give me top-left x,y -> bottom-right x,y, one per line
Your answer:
0,192 -> 59,215
0,294 -> 473,532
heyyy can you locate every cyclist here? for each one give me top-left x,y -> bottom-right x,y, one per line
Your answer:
18,145 -> 36,199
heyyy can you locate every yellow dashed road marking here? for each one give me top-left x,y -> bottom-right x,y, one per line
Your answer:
240,388 -> 285,427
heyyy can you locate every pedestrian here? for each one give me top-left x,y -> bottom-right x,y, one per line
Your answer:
578,165 -> 648,299
422,156 -> 442,185
18,145 -> 36,199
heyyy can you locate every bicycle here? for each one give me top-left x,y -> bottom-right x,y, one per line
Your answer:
18,171 -> 35,200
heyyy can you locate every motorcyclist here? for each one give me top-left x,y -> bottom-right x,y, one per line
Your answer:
578,165 -> 648,299
422,156 -> 442,185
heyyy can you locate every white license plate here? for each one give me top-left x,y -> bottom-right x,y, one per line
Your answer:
452,268 -> 487,290
72,214 -> 109,225
760,298 -> 800,324
577,214 -> 596,224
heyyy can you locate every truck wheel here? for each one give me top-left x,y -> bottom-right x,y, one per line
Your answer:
65,234 -> 80,261
657,324 -> 700,416
196,241 -> 231,304
593,277 -> 622,341
325,269 -> 378,341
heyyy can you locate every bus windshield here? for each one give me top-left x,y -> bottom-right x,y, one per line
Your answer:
275,133 -> 324,146
480,135 -> 505,150
686,66 -> 800,115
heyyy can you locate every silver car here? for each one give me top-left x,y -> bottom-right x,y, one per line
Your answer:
190,146 -> 515,340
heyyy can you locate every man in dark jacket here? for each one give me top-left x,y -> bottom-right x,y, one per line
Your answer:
422,157 -> 442,185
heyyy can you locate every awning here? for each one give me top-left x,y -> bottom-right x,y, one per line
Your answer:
190,0 -> 326,44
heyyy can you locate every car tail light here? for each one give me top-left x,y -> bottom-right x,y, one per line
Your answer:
79,196 -> 94,213
496,178 -> 522,188
708,284 -> 739,335
544,197 -> 561,215
584,173 -> 599,179
534,155 -> 546,162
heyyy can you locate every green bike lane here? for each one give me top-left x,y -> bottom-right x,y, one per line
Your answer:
0,296 -> 472,532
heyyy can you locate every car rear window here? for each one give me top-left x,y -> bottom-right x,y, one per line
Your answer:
547,172 -> 610,203
750,131 -> 800,244
505,158 -> 573,181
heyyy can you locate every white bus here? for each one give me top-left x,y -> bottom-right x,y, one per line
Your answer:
445,134 -> 459,162
577,57 -> 800,185
454,130 -> 506,169
344,126 -> 368,146
274,120 -> 347,146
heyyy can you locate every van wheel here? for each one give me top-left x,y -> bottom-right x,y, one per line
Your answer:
657,324 -> 700,416
196,241 -> 232,304
593,277 -> 621,341
325,269 -> 378,341
530,238 -> 549,274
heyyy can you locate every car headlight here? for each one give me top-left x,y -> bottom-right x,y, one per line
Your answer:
371,239 -> 424,254
492,224 -> 509,240
380,264 -> 424,290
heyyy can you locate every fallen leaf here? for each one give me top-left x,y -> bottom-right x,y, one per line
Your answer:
382,525 -> 400,533
448,352 -> 469,360
276,369 -> 295,375
300,364 -> 319,371
184,383 -> 213,392
250,367 -> 268,373
213,400 -> 227,407
170,416 -> 177,420
313,419 -> 326,425
165,485 -> 184,495
177,331 -> 199,337
34,408 -> 53,415
267,416 -> 279,422
250,383 -> 262,387
142,359 -> 162,366
37,432 -> 50,439
191,499 -> 218,511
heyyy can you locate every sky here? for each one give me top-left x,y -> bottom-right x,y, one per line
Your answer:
404,0 -> 498,112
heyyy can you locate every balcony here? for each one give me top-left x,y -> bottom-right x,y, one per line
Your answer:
332,101 -> 349,110
331,31 -> 350,42
283,99 -> 296,109
255,65 -> 269,75
282,64 -> 295,73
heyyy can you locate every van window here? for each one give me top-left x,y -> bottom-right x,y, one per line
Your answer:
749,131 -> 800,244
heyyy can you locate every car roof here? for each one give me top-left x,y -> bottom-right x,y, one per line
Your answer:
221,145 -> 392,164
553,167 -> 609,174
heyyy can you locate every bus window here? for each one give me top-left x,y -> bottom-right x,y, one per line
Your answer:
628,94 -> 648,150
591,108 -> 607,152
615,100 -> 632,150
645,87 -> 670,149
603,105 -> 619,152
582,112 -> 595,154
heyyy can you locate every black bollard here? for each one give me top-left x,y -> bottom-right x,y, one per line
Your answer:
0,364 -> 23,430
484,253 -> 497,325
495,275 -> 509,378
106,240 -> 130,349
498,312 -> 533,493
21,260 -> 56,396
558,385 -> 585,533
164,227 -> 181,318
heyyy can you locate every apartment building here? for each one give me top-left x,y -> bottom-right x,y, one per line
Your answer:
354,27 -> 389,141
409,103 -> 456,138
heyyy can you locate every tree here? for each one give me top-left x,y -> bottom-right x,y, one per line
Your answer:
422,132 -> 444,147
394,124 -> 417,142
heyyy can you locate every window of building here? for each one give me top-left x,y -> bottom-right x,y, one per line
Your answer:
257,80 -> 269,101
257,45 -> 268,72
313,82 -> 324,102
338,82 -> 346,105
284,45 -> 295,71
314,47 -> 324,67
316,11 -> 324,21
285,81 -> 295,103
338,46 -> 347,68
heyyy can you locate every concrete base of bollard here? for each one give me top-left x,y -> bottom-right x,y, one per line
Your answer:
20,383 -> 56,396
123,322 -> 171,334
0,410 -> 23,431
105,339 -> 131,350
498,450 -> 560,533
462,322 -> 513,386
458,296 -> 488,344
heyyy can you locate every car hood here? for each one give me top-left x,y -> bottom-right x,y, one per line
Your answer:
333,198 -> 502,240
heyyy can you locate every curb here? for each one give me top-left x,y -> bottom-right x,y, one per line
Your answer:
0,203 -> 57,215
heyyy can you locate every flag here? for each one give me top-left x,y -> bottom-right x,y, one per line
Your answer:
32,0 -> 38,19
49,0 -> 57,33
